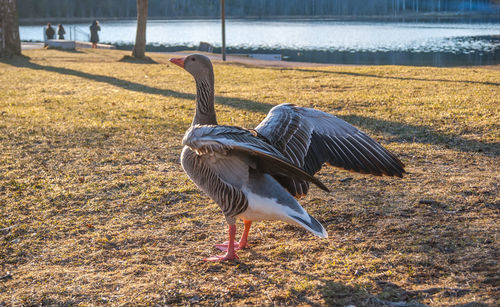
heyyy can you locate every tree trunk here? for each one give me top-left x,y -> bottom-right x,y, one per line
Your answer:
132,0 -> 147,58
0,0 -> 21,57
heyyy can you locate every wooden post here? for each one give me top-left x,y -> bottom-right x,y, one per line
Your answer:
221,0 -> 226,61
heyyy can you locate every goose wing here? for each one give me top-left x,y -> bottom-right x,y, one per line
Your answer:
182,125 -> 329,193
255,104 -> 405,197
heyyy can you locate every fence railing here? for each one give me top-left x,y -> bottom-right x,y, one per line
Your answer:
71,26 -> 90,41
43,26 -> 89,42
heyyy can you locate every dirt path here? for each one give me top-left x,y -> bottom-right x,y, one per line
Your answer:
163,51 -> 343,67
20,43 -> 339,67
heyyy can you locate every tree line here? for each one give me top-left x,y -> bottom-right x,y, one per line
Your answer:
17,0 -> 500,20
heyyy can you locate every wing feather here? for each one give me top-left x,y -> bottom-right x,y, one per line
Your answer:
256,104 -> 405,196
182,125 -> 329,193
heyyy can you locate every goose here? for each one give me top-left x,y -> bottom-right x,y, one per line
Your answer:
169,54 -> 405,261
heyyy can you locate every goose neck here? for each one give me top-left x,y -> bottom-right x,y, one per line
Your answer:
193,78 -> 217,125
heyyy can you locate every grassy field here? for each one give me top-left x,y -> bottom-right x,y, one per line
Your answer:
0,49 -> 498,306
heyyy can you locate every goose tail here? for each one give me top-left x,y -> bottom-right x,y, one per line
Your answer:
287,212 -> 328,238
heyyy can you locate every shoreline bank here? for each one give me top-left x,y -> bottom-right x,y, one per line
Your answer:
19,41 -> 500,67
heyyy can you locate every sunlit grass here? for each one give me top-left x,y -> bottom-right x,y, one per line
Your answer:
0,49 -> 498,306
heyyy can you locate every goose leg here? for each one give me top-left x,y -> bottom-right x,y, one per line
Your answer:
215,220 -> 252,251
239,220 -> 252,249
204,224 -> 238,262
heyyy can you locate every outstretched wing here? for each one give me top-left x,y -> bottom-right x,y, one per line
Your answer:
183,125 -> 329,193
256,104 -> 405,197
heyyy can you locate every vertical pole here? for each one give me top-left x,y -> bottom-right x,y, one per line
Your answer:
221,0 -> 226,61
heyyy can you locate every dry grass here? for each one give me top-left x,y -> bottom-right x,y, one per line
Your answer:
0,49 -> 498,306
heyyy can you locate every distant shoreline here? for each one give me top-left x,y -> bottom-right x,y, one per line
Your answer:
115,43 -> 500,67
19,12 -> 500,25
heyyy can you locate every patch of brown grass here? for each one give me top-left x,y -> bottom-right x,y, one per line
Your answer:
0,49 -> 498,306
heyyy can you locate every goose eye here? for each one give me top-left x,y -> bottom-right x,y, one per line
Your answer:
191,58 -> 196,61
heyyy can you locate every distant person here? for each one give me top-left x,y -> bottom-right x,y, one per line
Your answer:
45,23 -> 55,40
90,20 -> 101,48
57,24 -> 66,40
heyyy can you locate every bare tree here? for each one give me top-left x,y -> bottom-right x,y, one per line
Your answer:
132,0 -> 147,58
0,0 -> 21,57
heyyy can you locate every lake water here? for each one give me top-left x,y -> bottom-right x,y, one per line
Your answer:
20,19 -> 500,66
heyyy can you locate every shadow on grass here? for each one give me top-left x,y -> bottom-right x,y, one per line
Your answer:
2,56 -> 497,156
46,47 -> 86,54
0,56 -> 274,114
229,258 -> 433,306
289,68 -> 500,87
226,203 -> 495,306
321,280 -> 482,307
118,55 -> 158,64
230,249 -> 479,306
339,115 -> 499,156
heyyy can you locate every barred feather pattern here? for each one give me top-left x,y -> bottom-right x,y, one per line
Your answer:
183,125 -> 287,159
258,108 -> 313,167
181,124 -> 331,219
196,80 -> 214,114
181,146 -> 248,222
256,104 -> 405,197
182,125 -> 330,194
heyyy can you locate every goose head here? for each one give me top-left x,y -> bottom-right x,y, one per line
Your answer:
170,54 -> 214,84
170,54 -> 217,125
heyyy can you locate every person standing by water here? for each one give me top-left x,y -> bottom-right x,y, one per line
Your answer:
90,20 -> 100,48
57,24 -> 66,40
45,23 -> 55,40
44,23 -> 55,47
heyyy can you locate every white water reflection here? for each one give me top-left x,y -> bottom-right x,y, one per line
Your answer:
20,20 -> 500,53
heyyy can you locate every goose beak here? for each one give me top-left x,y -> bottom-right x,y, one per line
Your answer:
169,57 -> 185,68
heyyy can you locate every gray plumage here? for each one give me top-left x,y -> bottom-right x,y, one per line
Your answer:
181,124 -> 329,223
174,53 -> 405,238
256,104 -> 405,197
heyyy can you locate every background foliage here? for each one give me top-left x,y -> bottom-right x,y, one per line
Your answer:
17,0 -> 500,20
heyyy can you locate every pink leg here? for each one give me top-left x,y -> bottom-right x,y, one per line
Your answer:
239,220 -> 252,249
215,220 -> 252,251
204,224 -> 238,262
